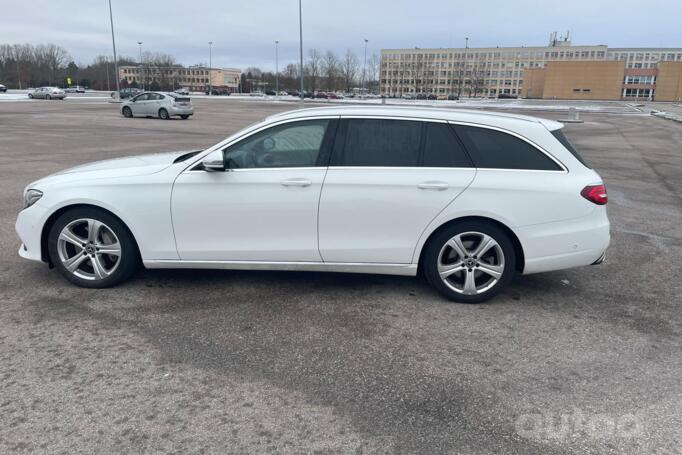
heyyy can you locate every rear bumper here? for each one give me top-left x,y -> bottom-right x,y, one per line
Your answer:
518,208 -> 610,275
168,105 -> 193,116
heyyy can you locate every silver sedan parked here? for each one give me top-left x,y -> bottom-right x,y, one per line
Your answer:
28,87 -> 66,100
120,92 -> 193,120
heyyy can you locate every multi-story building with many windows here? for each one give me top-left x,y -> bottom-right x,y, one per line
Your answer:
380,37 -> 682,100
118,65 -> 241,93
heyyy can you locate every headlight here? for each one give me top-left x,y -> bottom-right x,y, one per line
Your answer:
23,189 -> 43,209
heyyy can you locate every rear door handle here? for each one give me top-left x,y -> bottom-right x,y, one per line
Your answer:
418,181 -> 449,190
281,178 -> 312,187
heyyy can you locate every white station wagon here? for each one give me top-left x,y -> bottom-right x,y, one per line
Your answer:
16,106 -> 609,303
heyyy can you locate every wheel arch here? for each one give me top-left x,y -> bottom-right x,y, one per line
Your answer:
40,203 -> 141,265
417,216 -> 525,274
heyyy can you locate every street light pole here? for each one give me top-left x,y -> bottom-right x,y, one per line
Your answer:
275,40 -> 279,98
299,0 -> 304,103
137,41 -> 143,90
362,38 -> 368,96
108,0 -> 120,100
208,41 -> 213,95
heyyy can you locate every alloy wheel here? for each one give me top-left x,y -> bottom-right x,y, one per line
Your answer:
57,218 -> 122,281
437,231 -> 505,295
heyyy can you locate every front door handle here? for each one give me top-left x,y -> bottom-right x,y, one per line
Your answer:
418,181 -> 449,191
281,178 -> 312,187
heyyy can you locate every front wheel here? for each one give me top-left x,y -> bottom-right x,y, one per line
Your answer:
122,106 -> 133,118
158,108 -> 169,120
46,94 -> 51,100
47,207 -> 140,288
28,94 -> 33,99
423,221 -> 516,303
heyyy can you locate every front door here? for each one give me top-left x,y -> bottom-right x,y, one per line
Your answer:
171,118 -> 337,262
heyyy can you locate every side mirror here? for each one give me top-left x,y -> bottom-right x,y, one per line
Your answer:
201,150 -> 225,172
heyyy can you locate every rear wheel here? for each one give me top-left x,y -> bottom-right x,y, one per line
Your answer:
47,207 -> 140,288
28,94 -> 33,99
158,108 -> 169,120
423,221 -> 516,303
122,106 -> 133,118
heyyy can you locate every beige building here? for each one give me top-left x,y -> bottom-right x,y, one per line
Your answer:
380,38 -> 682,99
541,61 -> 625,100
654,61 -> 682,101
119,66 -> 241,92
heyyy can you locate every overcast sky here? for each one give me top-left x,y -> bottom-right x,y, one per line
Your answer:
2,0 -> 682,70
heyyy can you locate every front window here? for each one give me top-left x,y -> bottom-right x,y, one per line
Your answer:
223,120 -> 330,169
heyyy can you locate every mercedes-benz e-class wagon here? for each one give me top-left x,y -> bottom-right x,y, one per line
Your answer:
16,106 -> 609,303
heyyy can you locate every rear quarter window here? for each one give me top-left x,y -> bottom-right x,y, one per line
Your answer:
551,129 -> 591,168
454,125 -> 562,171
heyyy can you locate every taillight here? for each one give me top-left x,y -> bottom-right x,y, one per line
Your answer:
581,184 -> 608,205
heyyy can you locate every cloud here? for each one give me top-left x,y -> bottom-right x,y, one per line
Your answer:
2,0 -> 681,69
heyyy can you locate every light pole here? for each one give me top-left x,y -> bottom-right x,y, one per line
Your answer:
108,0 -> 120,100
362,38 -> 368,96
208,41 -> 213,95
299,0 -> 304,103
137,41 -> 143,90
275,40 -> 279,98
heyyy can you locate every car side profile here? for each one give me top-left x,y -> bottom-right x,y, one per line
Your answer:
120,92 -> 193,120
16,106 -> 609,303
28,87 -> 66,100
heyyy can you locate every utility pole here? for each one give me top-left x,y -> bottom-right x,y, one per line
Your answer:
137,42 -> 143,90
275,40 -> 279,98
208,41 -> 213,95
463,37 -> 469,98
362,38 -> 368,96
108,0 -> 120,100
299,0 -> 304,104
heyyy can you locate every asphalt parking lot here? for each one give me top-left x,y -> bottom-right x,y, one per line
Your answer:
1,99 -> 680,454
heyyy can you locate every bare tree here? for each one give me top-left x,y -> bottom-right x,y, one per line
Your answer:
367,53 -> 380,93
322,51 -> 338,91
306,48 -> 321,93
43,44 -> 70,85
340,49 -> 359,92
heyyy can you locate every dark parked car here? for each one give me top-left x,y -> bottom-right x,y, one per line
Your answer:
427,93 -> 437,100
497,93 -> 518,99
447,94 -> 459,100
112,87 -> 143,99
416,93 -> 427,100
314,92 -> 329,99
206,86 -> 231,96
265,90 -> 276,96
0,84 -> 7,93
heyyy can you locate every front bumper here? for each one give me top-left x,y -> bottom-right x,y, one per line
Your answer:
15,203 -> 49,262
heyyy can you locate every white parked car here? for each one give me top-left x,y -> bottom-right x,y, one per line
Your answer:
120,92 -> 193,120
28,87 -> 66,100
15,106 -> 609,303
174,87 -> 190,95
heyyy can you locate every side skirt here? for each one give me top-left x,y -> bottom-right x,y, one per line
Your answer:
143,260 -> 418,277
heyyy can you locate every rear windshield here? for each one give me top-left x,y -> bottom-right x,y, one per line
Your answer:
552,129 -> 590,168
168,93 -> 190,102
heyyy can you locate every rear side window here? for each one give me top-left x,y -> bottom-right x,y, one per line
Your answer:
423,123 -> 473,168
338,119 -> 421,166
455,125 -> 562,171
551,129 -> 590,168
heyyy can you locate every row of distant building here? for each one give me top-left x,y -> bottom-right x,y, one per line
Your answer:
116,36 -> 682,102
380,35 -> 682,102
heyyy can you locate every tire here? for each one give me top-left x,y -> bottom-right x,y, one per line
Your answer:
158,108 -> 169,120
423,220 -> 516,303
28,94 -> 33,99
46,94 -> 51,100
122,106 -> 133,118
180,114 -> 190,119
47,207 -> 140,288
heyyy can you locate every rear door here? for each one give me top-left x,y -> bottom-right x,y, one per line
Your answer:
318,117 -> 476,264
